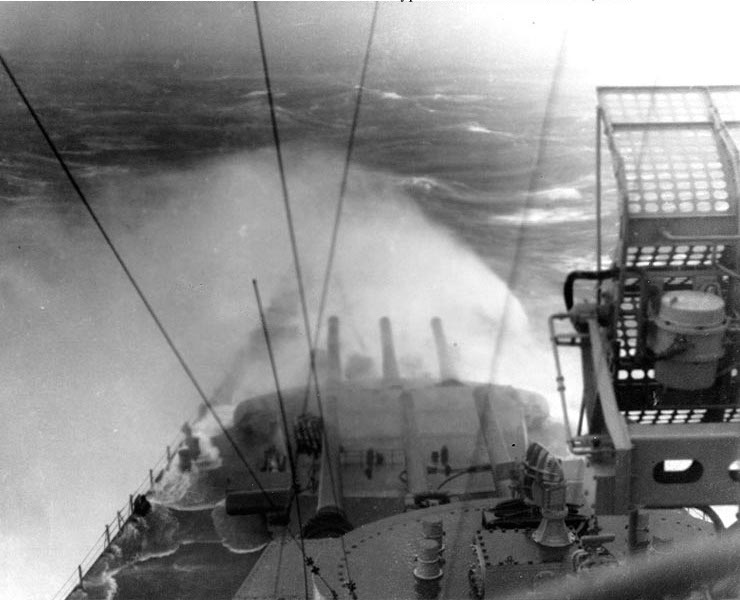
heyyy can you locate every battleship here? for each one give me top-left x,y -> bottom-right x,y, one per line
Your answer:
2,4 -> 738,600
55,81 -> 740,598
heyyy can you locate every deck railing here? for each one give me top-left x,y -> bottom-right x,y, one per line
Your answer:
49,427 -> 187,600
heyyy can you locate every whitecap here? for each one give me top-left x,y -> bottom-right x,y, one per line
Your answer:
244,90 -> 286,99
532,187 -> 583,201
455,122 -> 519,139
404,176 -> 440,192
490,207 -> 593,225
466,123 -> 494,134
431,93 -> 484,103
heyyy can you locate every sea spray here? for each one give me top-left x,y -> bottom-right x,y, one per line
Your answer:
16,145 -> 557,598
150,408 -> 231,508
98,146 -> 551,397
68,505 -> 180,600
211,501 -> 271,554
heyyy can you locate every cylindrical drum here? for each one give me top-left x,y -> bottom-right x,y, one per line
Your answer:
421,517 -> 444,548
414,539 -> 442,580
650,290 -> 727,390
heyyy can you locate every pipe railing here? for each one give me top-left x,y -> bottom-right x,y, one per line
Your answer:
49,426 -> 187,600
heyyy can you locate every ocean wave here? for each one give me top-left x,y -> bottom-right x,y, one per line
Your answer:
531,186 -> 583,201
172,562 -> 199,573
149,466 -> 195,506
202,74 -> 251,83
460,122 -> 521,138
78,142 -> 159,156
221,540 -> 270,555
490,207 -> 594,225
558,254 -> 606,273
431,93 -> 485,103
148,422 -> 225,508
212,502 -> 272,554
401,175 -> 474,197
365,87 -> 405,101
466,122 -> 494,134
400,175 -> 499,207
244,89 -> 286,99
151,468 -> 224,510
414,121 -> 521,140
403,176 -> 442,193
69,507 -> 181,600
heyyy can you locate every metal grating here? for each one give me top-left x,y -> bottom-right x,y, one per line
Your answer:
616,368 -> 655,383
623,406 -> 740,424
600,90 -> 709,123
624,408 -> 706,424
616,295 -> 639,363
709,89 -> 740,122
616,128 -> 732,217
728,125 -> 740,155
624,244 -> 725,269
622,275 -> 697,291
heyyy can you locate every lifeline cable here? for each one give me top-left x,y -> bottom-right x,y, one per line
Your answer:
303,0 -> 380,413
0,34 -> 347,600
0,51 -> 276,508
251,4 -> 359,597
254,278 -> 310,600
1,48 -> 346,600
295,6 -> 379,589
486,27 -> 569,385
252,1 -> 316,362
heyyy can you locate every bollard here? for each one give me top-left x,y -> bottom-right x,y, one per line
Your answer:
413,539 -> 442,580
422,517 -> 445,550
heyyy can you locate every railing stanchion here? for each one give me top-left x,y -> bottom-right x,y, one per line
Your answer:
54,422 -> 196,600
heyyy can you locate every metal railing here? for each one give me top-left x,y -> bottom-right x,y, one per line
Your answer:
49,427 -> 187,600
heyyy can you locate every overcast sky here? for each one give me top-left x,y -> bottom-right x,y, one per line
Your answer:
0,2 -> 572,74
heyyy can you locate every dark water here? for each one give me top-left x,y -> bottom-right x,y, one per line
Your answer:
0,52 -> 603,326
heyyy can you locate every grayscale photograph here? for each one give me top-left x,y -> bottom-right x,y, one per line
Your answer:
0,2 -> 738,599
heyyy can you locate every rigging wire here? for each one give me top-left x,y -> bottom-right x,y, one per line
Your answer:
297,5 -> 379,596
252,1 -> 316,362
251,4 -> 363,597
254,279 -> 310,600
0,51 -> 278,505
5,46 -> 337,600
302,0 -> 380,414
291,5 -> 378,587
0,48 -> 347,600
486,27 -> 569,385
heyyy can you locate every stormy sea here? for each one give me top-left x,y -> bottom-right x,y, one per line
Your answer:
0,4 -> 643,600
